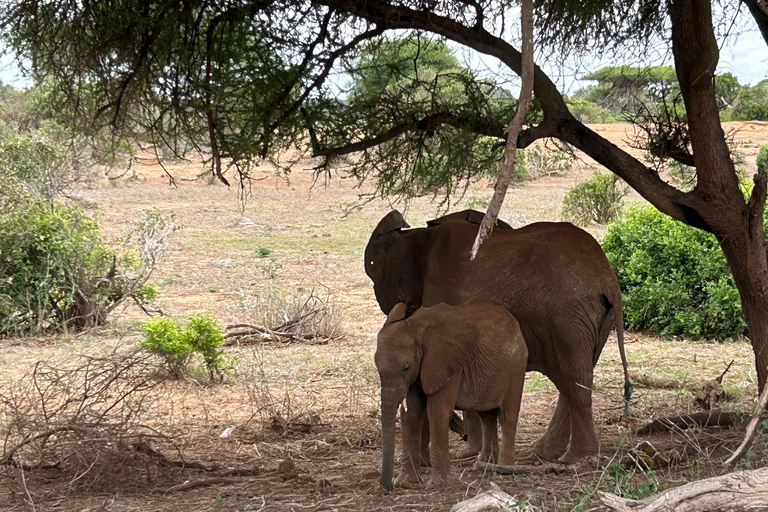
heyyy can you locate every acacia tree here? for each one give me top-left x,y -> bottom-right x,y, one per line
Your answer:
3,1 -> 768,387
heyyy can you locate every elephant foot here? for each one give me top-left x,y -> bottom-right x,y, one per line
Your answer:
531,436 -> 568,461
558,446 -> 598,465
394,470 -> 421,488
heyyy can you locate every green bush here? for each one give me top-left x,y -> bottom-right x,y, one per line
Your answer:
0,202 -> 112,334
0,203 -> 173,336
140,314 -> 225,380
602,206 -> 745,339
758,144 -> 768,171
141,316 -> 192,378
185,314 -> 226,380
562,172 -> 628,225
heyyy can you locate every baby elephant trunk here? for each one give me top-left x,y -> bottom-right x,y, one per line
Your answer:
380,387 -> 402,490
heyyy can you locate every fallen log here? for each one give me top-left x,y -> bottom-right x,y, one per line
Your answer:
600,466 -> 768,512
451,483 -> 533,512
630,372 -> 687,389
635,410 -> 746,435
475,461 -> 572,475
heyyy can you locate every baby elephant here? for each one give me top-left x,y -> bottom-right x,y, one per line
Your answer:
376,297 -> 528,490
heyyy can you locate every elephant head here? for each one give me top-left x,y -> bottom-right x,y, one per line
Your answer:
365,211 -> 422,315
375,302 -> 478,490
365,210 -> 511,315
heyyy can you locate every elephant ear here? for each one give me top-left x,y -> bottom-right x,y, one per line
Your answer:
418,311 -> 480,395
373,210 -> 410,235
384,302 -> 408,326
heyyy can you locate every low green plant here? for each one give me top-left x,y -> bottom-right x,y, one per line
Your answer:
258,257 -> 282,279
602,206 -> 745,339
758,144 -> 768,170
141,316 -> 192,378
604,463 -> 659,500
255,247 -> 272,258
140,314 -> 226,380
562,172 -> 628,225
184,314 -> 226,381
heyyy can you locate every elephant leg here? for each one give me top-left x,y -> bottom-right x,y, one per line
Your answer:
420,417 -> 431,466
478,410 -> 499,463
427,379 -> 462,481
499,368 -> 525,466
454,411 -> 483,459
559,373 -> 599,463
531,393 -> 571,460
397,389 -> 425,485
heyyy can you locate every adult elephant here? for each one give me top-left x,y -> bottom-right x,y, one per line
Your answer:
365,209 -> 630,463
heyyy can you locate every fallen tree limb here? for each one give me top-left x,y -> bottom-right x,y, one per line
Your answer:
636,410 -> 747,435
600,466 -> 768,511
450,483 -> 529,512
475,461 -> 572,475
162,477 -> 237,494
630,372 -> 688,389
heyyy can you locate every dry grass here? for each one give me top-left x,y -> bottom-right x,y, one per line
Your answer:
1,123 -> 768,511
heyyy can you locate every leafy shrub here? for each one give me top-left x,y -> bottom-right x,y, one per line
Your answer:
562,172 -> 628,225
255,247 -> 272,258
0,120 -> 96,205
141,316 -> 191,378
0,204 -> 173,336
185,314 -> 226,380
758,144 -> 768,170
602,206 -> 745,339
140,314 -> 226,380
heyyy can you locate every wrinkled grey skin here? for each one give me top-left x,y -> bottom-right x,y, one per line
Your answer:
366,209 -> 631,464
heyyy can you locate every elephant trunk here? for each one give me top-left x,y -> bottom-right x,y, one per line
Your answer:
380,386 -> 403,490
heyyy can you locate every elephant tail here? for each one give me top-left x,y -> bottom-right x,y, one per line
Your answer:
614,297 -> 633,419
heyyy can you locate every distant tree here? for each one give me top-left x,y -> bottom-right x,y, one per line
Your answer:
714,72 -> 741,110
580,65 -> 677,113
729,81 -> 768,121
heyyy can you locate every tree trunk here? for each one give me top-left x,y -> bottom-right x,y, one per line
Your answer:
669,0 -> 768,389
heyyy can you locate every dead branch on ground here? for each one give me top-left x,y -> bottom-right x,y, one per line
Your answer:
600,466 -> 768,511
636,410 -> 748,435
0,348 -> 178,491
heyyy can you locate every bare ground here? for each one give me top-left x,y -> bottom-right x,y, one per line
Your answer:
2,122 -> 768,511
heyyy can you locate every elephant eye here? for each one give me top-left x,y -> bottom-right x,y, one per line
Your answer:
402,363 -> 410,372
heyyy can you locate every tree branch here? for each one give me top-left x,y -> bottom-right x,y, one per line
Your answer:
316,0 -> 697,226
471,0 -> 533,259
